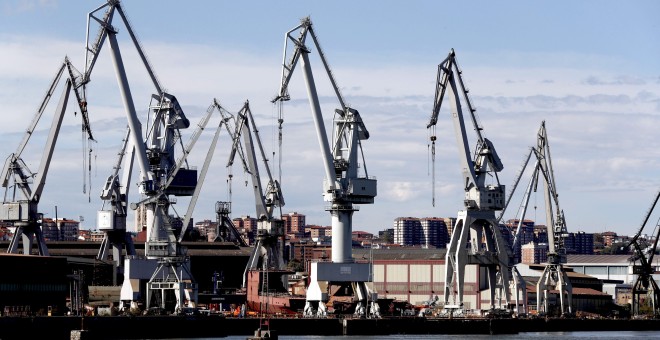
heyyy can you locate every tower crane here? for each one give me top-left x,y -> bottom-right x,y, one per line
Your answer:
85,0 -> 202,313
273,17 -> 379,318
627,190 -> 660,317
427,49 -> 510,316
1,56 -> 94,256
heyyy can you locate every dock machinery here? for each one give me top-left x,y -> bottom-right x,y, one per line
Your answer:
530,121 -> 572,316
1,56 -> 94,256
493,146 -> 538,317
211,100 -> 249,247
495,121 -> 573,316
97,126 -> 136,281
225,101 -> 287,289
273,17 -> 379,318
427,49 -> 511,316
84,0 -> 203,313
628,190 -> 660,317
97,100 -> 223,285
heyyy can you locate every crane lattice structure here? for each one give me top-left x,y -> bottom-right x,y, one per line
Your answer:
273,17 -> 379,318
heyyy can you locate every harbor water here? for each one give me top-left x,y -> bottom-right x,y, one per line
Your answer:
163,331 -> 660,340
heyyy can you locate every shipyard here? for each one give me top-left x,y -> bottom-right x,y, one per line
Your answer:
1,0 -> 659,339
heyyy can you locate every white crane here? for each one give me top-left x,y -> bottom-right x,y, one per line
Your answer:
627,190 -> 660,317
498,121 -> 572,316
226,101 -> 286,287
427,49 -> 510,316
97,126 -> 137,277
85,0 -> 202,313
533,121 -> 572,316
211,100 -> 249,247
1,56 -> 94,256
273,17 -> 379,318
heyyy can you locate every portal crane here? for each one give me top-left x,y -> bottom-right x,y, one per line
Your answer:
226,100 -> 286,288
627,190 -> 660,317
495,146 -> 537,316
533,121 -> 572,316
427,49 -> 510,316
212,99 -> 248,247
1,56 -> 94,256
85,0 -> 198,313
177,100 -> 233,246
273,17 -> 379,318
97,126 -> 137,279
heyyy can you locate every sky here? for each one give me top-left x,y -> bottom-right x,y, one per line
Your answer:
0,0 -> 659,237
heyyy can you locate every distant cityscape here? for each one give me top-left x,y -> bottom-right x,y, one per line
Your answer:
0,211 -> 641,267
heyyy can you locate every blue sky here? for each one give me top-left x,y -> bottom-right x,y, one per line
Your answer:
1,0 -> 659,237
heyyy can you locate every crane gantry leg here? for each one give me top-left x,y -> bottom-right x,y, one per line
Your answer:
444,210 -> 512,316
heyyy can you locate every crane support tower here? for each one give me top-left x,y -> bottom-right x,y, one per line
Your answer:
273,17 -> 379,318
1,56 -> 94,256
427,49 -> 510,316
627,190 -> 660,317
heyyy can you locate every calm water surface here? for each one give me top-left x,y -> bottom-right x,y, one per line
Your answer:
159,331 -> 660,340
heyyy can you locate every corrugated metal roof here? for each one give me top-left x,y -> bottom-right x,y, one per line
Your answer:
352,247 -> 446,261
566,254 -> 632,264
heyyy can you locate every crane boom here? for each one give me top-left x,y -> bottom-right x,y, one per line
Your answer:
179,104 -> 229,244
3,56 -> 95,256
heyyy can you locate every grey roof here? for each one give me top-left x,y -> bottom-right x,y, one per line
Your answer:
566,254 -> 632,265
352,247 -> 446,261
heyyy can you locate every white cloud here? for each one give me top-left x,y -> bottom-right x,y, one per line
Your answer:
2,29 -> 660,237
1,0 -> 56,15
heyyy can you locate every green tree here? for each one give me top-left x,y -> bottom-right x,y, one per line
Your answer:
286,259 -> 304,272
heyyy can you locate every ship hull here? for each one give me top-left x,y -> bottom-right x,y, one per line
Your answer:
246,269 -> 306,315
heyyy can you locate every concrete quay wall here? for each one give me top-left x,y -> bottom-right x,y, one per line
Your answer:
1,316 -> 660,339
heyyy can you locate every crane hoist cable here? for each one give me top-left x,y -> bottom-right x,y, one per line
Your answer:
429,126 -> 437,207
278,114 -> 283,192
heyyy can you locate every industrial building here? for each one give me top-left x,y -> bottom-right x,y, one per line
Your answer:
0,240 -> 647,317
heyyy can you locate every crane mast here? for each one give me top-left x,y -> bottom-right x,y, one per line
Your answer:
2,56 -> 93,256
427,49 -> 511,316
273,17 -> 379,318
